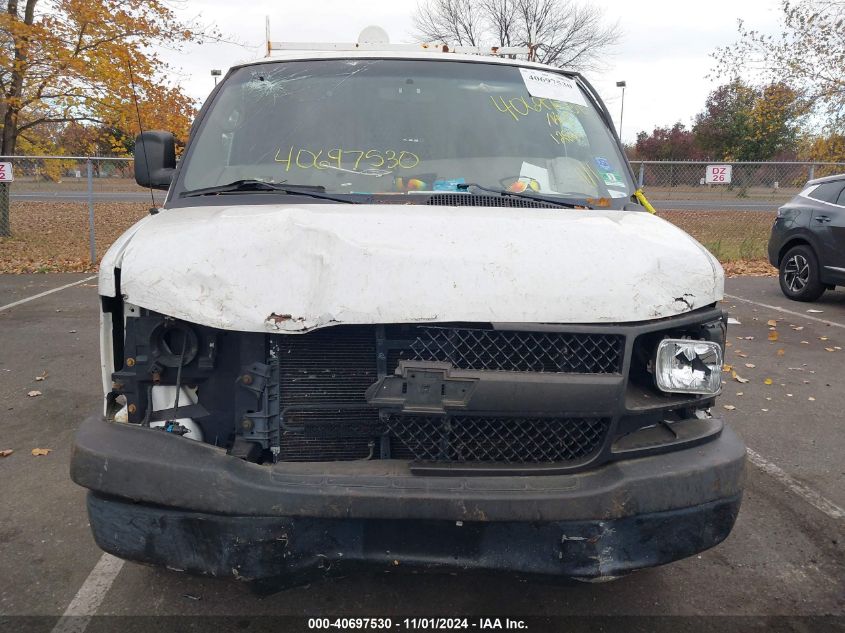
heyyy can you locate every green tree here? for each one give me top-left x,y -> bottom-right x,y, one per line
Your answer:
693,79 -> 757,160
713,0 -> 845,133
693,79 -> 803,161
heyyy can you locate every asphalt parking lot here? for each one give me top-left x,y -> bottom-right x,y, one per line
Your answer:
0,273 -> 843,632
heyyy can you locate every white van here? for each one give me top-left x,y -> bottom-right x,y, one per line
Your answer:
71,35 -> 745,585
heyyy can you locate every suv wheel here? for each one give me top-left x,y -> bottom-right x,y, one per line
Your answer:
779,245 -> 825,302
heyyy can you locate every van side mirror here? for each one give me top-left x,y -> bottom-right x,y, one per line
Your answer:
134,131 -> 176,190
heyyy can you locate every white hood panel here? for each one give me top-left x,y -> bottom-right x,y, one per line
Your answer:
100,203 -> 723,332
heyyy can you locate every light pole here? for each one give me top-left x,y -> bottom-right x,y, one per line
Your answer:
211,69 -> 222,86
616,80 -> 627,140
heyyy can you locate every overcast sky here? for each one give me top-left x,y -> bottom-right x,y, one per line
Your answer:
164,0 -> 782,143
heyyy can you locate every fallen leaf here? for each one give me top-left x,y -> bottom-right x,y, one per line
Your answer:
0,449 -> 13,458
31,448 -> 51,456
27,390 -> 42,397
744,336 -> 755,340
0,201 -> 148,274
728,317 -> 742,325
35,370 -> 48,381
721,260 -> 777,277
776,349 -> 785,356
722,364 -> 733,372
764,378 -> 773,385
761,408 -> 769,412
825,347 -> 836,352
745,363 -> 756,368
731,370 -> 749,384
801,340 -> 809,345
808,397 -> 816,401
736,392 -> 744,396
766,319 -> 777,327
768,331 -> 779,341
806,309 -> 823,313
791,326 -> 804,331
820,336 -> 829,341
725,341 -> 733,347
786,393 -> 793,397
736,352 -> 748,358
723,405 -> 736,411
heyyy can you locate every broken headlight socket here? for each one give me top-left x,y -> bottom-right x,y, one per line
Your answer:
150,321 -> 199,368
654,338 -> 723,395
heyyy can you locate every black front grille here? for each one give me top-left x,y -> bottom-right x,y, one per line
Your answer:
387,415 -> 609,463
408,327 -> 623,374
272,324 -> 620,464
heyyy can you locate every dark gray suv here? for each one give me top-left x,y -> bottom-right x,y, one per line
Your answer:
768,174 -> 845,301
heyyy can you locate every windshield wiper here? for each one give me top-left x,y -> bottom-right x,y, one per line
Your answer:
456,183 -> 592,209
182,179 -> 355,203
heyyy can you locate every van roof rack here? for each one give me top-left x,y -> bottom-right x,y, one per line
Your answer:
265,21 -> 534,59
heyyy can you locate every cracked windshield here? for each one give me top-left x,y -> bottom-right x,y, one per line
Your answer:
179,59 -> 633,203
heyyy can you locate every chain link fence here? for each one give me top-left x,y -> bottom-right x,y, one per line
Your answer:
0,156 -> 156,273
628,160 -> 845,270
0,156 -> 843,273
629,160 -> 844,198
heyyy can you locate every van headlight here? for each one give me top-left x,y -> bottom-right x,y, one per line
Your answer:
655,339 -> 723,395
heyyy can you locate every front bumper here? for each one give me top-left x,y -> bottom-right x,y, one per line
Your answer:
71,415 -> 746,580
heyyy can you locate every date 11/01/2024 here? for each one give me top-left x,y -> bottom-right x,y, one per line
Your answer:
308,618 -> 528,630
275,146 -> 421,172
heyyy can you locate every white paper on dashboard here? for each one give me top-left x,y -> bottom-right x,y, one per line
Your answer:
519,162 -> 552,192
519,68 -> 588,106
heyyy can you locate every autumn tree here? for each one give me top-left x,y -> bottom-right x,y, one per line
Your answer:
633,123 -> 703,161
693,79 -> 804,161
748,83 -> 805,159
413,0 -> 620,71
0,0 -> 216,155
713,0 -> 845,133
692,79 -> 756,161
799,134 -> 845,163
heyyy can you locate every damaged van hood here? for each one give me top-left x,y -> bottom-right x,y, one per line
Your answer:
99,203 -> 723,332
